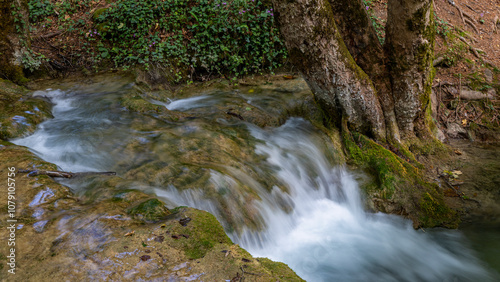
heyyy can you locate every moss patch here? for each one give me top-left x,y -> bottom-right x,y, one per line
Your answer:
344,131 -> 458,228
127,198 -> 171,222
0,79 -> 53,140
257,257 -> 306,281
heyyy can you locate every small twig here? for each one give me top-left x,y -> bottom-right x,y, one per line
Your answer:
464,4 -> 476,12
226,109 -> 244,120
18,169 -> 116,178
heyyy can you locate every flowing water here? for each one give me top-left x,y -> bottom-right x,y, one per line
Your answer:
13,78 -> 500,281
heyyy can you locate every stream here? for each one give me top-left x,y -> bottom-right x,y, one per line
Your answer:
13,77 -> 500,281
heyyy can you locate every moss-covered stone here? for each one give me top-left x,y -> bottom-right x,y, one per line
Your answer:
257,257 -> 306,281
161,207 -> 233,259
344,130 -> 459,228
127,198 -> 171,222
0,80 -> 53,140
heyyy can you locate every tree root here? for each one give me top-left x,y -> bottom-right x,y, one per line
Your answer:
448,1 -> 479,33
464,18 -> 479,34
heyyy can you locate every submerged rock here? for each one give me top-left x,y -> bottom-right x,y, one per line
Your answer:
127,198 -> 171,222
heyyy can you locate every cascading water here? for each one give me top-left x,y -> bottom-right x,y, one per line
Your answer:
13,82 -> 499,281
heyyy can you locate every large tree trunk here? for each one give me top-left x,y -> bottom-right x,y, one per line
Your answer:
272,0 -> 386,140
0,0 -> 30,84
386,0 -> 435,138
328,0 -> 400,142
272,0 -> 435,143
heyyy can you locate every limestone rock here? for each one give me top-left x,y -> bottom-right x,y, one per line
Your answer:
446,122 -> 467,138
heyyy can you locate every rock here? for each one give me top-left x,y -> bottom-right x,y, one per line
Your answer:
127,198 -> 171,222
436,127 -> 447,142
484,69 -> 493,83
446,122 -> 468,138
487,88 -> 497,99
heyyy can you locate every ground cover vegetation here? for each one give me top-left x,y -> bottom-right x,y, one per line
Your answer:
25,0 -> 287,81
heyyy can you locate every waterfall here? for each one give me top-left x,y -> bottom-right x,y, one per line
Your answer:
13,87 -> 497,281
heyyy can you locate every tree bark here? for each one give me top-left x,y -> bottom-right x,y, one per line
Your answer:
272,0 -> 435,142
386,0 -> 435,138
328,0 -> 400,142
0,0 -> 30,83
272,0 -> 386,140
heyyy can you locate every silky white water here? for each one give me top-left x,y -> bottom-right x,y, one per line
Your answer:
13,86 -> 499,281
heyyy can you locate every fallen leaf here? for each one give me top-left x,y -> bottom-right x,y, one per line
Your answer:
283,75 -> 294,80
140,255 -> 151,261
462,119 -> 467,125
454,150 -> 462,155
248,89 -> 254,93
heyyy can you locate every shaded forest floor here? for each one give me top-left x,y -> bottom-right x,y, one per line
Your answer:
370,0 -> 500,142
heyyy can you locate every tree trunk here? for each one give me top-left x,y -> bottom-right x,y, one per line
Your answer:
328,0 -> 400,142
386,0 -> 435,138
272,0 -> 386,140
272,0 -> 435,143
0,0 -> 30,84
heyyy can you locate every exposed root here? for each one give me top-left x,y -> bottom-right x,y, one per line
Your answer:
448,1 -> 479,33
464,17 -> 479,34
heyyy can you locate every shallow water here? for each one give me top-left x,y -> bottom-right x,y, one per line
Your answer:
13,78 -> 500,281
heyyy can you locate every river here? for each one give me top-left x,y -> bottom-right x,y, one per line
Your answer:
13,76 -> 500,281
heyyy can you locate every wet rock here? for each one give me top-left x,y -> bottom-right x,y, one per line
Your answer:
0,79 -> 53,140
127,198 -> 171,222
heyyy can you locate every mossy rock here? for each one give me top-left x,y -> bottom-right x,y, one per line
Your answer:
0,80 -> 53,140
127,198 -> 171,222
345,131 -> 459,228
162,207 -> 233,259
257,257 -> 305,281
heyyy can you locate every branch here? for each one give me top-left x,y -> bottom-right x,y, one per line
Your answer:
18,170 -> 116,178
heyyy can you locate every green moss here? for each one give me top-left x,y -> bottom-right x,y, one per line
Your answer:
0,86 -> 53,140
166,208 -> 233,259
343,129 -> 459,227
169,205 -> 188,214
344,132 -> 409,198
257,257 -> 305,282
127,198 -> 171,222
419,190 -> 457,228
